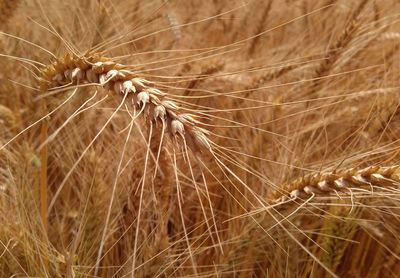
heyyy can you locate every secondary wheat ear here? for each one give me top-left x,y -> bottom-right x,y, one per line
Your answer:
271,165 -> 400,202
38,53 -> 211,153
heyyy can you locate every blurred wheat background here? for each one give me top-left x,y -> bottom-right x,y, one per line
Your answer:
1,0 -> 400,277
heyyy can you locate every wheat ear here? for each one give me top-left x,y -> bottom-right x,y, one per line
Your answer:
319,206 -> 359,271
309,0 -> 368,96
38,53 -> 211,153
271,165 -> 400,202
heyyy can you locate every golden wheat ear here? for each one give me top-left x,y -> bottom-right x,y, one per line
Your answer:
38,53 -> 212,154
271,165 -> 400,202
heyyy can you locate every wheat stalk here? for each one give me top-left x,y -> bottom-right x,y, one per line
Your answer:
271,165 -> 400,202
38,53 -> 211,154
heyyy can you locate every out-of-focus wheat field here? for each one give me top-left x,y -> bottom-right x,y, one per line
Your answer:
1,0 -> 400,277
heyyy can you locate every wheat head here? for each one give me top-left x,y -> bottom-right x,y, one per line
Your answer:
271,165 -> 400,202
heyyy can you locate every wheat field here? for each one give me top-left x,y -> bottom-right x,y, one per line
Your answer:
1,0 -> 400,277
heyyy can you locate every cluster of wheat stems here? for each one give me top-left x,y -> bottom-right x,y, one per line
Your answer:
1,0 -> 400,277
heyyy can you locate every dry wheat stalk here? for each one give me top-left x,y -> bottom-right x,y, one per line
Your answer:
271,165 -> 400,202
38,53 -> 211,153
